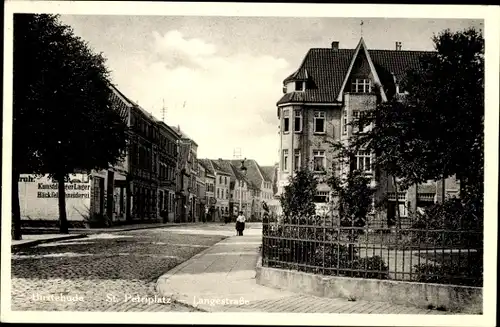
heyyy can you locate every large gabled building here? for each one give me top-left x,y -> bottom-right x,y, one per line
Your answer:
230,159 -> 274,220
173,126 -> 199,222
199,158 -> 232,221
276,38 -> 459,227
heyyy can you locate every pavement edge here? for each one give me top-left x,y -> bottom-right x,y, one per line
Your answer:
11,234 -> 89,251
155,235 -> 234,312
11,223 -> 191,250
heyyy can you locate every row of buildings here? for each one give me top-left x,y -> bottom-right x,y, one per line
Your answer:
275,38 -> 460,228
18,83 -> 279,227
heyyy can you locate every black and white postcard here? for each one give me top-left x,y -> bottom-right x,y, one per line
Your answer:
2,2 -> 498,326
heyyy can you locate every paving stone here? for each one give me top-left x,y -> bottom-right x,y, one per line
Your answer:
11,226 -> 228,312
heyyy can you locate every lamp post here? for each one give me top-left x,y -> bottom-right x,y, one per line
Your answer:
239,158 -> 247,214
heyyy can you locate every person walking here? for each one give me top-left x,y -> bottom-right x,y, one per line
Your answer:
235,211 -> 246,236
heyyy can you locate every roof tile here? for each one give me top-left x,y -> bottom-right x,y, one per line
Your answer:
277,47 -> 433,105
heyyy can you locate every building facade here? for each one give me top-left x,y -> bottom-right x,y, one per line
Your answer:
196,162 -> 207,222
276,38 -> 459,226
230,159 -> 274,220
201,159 -> 231,222
17,84 -> 204,227
216,159 -> 251,219
173,128 -> 199,222
156,121 -> 181,222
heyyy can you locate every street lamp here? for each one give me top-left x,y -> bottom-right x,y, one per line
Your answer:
239,158 -> 247,214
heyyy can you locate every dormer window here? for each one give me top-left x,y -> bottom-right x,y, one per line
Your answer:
295,81 -> 305,91
351,78 -> 372,93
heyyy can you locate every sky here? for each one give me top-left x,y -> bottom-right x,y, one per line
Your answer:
58,15 -> 482,166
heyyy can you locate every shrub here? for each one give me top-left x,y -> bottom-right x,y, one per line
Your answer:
350,256 -> 389,279
413,258 -> 483,287
411,198 -> 483,248
279,169 -> 318,218
312,243 -> 356,275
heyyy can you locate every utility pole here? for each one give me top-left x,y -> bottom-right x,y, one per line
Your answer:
162,99 -> 167,122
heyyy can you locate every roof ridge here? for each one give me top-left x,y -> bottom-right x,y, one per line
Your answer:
308,47 -> 433,53
252,160 -> 267,182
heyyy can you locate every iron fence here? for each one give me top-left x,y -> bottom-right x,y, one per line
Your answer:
261,213 -> 483,287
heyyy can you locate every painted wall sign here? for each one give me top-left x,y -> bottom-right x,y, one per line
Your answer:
18,174 -> 92,221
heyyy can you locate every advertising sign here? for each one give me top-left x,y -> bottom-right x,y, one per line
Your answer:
18,173 -> 92,221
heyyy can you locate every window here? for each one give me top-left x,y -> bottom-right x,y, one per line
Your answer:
219,176 -> 222,184
283,110 -> 290,133
356,150 -> 372,173
217,188 -> 220,199
313,150 -> 326,172
282,149 -> 289,171
352,110 -> 370,132
342,108 -> 348,134
226,189 -> 229,199
225,177 -> 227,185
351,78 -> 372,93
294,110 -> 302,132
294,150 -> 300,171
351,110 -> 361,132
314,112 -> 325,133
295,81 -> 305,91
398,203 -> 407,217
314,191 -> 329,203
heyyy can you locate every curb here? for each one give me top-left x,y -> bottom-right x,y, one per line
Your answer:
11,223 -> 192,250
11,234 -> 88,251
156,234 -> 265,313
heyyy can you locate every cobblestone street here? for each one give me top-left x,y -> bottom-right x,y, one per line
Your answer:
11,224 -> 230,312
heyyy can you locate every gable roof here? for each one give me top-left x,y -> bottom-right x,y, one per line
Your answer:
199,159 -> 215,176
336,38 -> 387,102
207,159 -> 232,176
230,159 -> 272,189
277,40 -> 433,106
215,159 -> 251,186
260,166 -> 276,182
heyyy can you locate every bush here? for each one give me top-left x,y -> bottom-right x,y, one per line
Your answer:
411,198 -> 483,248
351,256 -> 389,279
413,260 -> 482,287
312,243 -> 355,275
279,169 -> 318,218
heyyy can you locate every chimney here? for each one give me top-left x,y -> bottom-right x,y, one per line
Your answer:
331,41 -> 339,51
395,41 -> 402,51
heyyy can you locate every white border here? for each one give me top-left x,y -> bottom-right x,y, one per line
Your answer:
2,2 -> 499,326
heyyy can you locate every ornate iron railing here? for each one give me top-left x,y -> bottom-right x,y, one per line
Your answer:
261,213 -> 483,287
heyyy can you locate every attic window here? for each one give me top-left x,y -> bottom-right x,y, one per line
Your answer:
351,78 -> 372,93
295,81 -> 305,91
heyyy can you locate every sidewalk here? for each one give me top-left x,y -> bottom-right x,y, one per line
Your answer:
156,230 -> 447,314
11,222 -> 193,250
